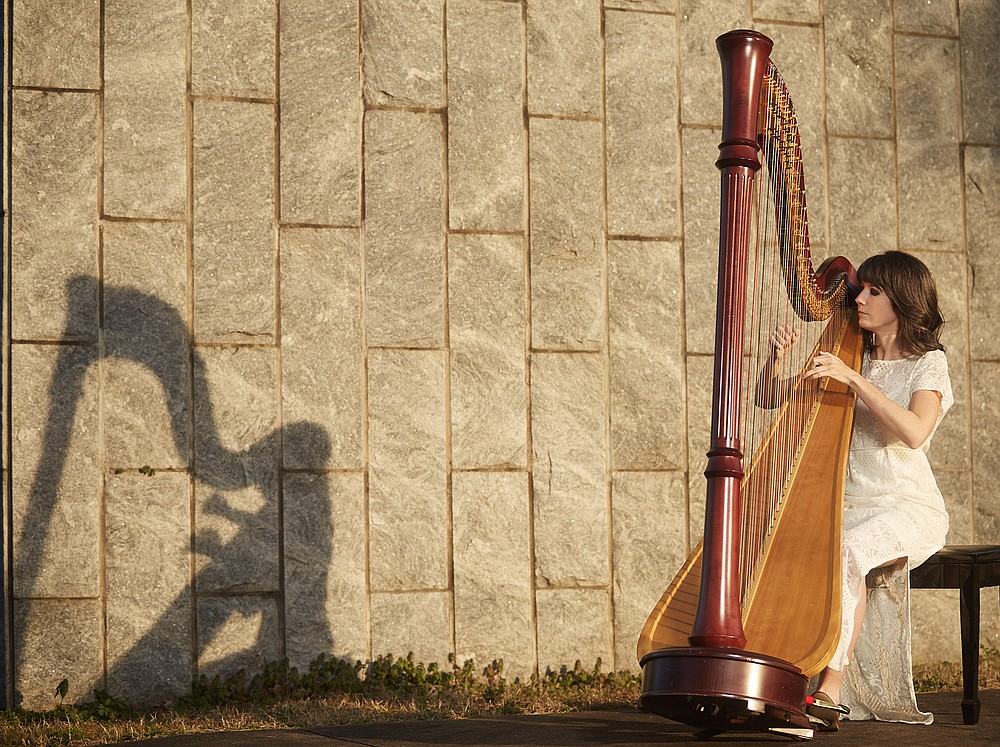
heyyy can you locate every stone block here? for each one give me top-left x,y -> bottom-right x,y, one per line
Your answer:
535,588 -> 612,672
604,0 -> 675,11
12,0 -> 100,89
368,349 -> 448,590
912,587 -> 1000,667
105,472 -> 192,703
11,344 -> 100,599
971,362 -> 1000,543
192,0 -> 275,98
828,137 -> 896,259
13,599 -> 102,711
527,0 -> 601,118
446,0 -> 524,232
605,10 -> 679,238
758,22 -> 827,249
193,99 -> 275,343
686,354 -> 713,541
960,0 -> 1000,144
193,347 -> 279,592
364,111 -> 445,347
824,0 -> 893,138
531,353 -> 608,587
453,472 -> 534,678
965,146 -> 1000,361
103,221 -> 190,469
678,0 -> 749,126
10,91 -> 98,342
104,0 -> 186,219
197,596 -> 281,679
370,591 -> 452,666
362,0 -> 444,108
895,0 -> 958,35
895,36 -> 961,251
280,227 -> 363,470
937,469 -> 972,545
449,234 -> 527,470
280,0 -> 361,226
609,240 -> 684,470
284,472 -> 368,668
753,0 -> 820,22
612,472 -> 688,671
681,128 -> 721,356
529,118 -> 604,350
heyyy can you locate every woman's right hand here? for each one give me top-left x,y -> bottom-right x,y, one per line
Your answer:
769,324 -> 800,363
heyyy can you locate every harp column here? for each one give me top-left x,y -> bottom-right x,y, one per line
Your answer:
688,30 -> 773,650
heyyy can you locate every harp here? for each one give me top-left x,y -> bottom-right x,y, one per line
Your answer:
636,31 -> 863,738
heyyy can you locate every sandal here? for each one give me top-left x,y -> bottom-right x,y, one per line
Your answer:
806,691 -> 850,732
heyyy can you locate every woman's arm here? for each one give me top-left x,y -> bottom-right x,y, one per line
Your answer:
803,352 -> 942,448
754,326 -> 800,409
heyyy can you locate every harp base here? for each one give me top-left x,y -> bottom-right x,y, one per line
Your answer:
639,646 -> 814,740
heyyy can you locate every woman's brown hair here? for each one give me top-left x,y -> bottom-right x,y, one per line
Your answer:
856,250 -> 945,355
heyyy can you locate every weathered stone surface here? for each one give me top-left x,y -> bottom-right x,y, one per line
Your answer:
605,10 -> 678,238
965,146 -> 1000,361
13,599 -> 102,710
280,227 -> 363,469
284,472 -> 367,667
192,0 -> 275,98
824,0 -> 893,138
758,22 -> 827,249
681,128 -> 721,356
105,472 -> 191,703
280,0 -> 361,226
936,469 -> 971,545
370,591 -> 452,665
364,111 -> 445,347
531,353 -> 608,587
536,588 -> 612,672
362,0 -> 444,108
828,137 -> 896,259
754,0 -> 820,22
678,0 -> 748,126
526,0 -> 600,118
609,240 -> 684,470
453,472 -> 534,678
11,344 -> 100,598
686,354 -> 713,541
103,221 -> 190,469
12,0 -> 100,89
529,119 -> 604,350
449,234 -> 527,470
193,347 -> 279,592
912,587 -> 1000,666
960,0 -> 1000,144
971,362 -> 1000,543
605,0 -> 674,11
895,0 -> 957,35
896,37 -> 961,251
612,472 -> 688,671
197,596 -> 281,678
11,91 -> 98,342
193,100 -> 275,343
368,349 -> 448,590
104,0 -> 186,218
447,0 -> 524,232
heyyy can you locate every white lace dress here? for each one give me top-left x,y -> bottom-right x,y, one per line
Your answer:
825,349 -> 952,723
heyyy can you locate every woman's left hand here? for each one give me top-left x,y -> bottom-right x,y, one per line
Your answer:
802,351 -> 856,386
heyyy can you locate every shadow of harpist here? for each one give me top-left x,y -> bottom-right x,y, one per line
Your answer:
14,275 -> 334,706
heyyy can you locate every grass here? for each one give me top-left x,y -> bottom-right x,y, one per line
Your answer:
1,649 -> 997,746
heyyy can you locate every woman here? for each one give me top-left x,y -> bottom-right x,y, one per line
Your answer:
791,250 -> 952,729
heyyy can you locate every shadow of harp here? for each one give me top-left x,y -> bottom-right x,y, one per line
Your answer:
637,30 -> 864,740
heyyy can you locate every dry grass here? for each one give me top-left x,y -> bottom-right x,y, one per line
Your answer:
1,650 -> 996,746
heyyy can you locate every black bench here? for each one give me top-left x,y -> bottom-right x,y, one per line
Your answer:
909,545 -> 1000,725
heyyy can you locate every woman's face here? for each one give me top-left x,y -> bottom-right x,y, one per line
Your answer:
855,282 -> 899,334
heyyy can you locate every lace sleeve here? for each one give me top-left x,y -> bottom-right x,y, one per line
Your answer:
911,350 -> 954,414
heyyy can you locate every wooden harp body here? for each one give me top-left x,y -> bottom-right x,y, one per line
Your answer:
637,30 -> 863,737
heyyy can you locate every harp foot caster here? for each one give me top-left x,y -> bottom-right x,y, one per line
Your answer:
639,646 -> 813,740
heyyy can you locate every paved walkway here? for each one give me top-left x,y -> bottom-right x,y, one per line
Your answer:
107,690 -> 998,745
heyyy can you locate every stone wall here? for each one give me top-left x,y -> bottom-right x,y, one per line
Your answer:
3,0 -> 999,710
